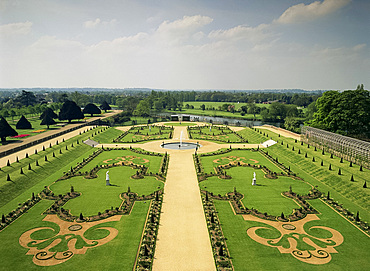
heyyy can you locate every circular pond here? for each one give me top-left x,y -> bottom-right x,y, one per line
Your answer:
161,142 -> 201,150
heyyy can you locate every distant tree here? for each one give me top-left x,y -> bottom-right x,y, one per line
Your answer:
154,101 -> 163,112
16,115 -> 32,129
284,117 -> 300,132
0,117 -> 18,143
200,104 -> 206,111
58,101 -> 84,123
240,105 -> 248,114
308,87 -> 370,139
83,103 -> 101,116
100,101 -> 111,112
133,100 -> 150,117
14,90 -> 37,107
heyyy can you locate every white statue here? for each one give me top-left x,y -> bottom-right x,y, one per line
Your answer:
252,172 -> 256,186
106,170 -> 111,186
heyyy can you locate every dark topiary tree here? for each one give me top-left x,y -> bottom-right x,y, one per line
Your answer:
363,181 -> 367,188
58,100 -> 84,123
100,101 -> 111,112
327,191 -> 330,200
355,211 -> 360,222
350,175 -> 354,182
338,168 -> 341,175
40,108 -> 58,120
16,115 -> 32,129
83,103 -> 101,117
40,114 -> 56,129
0,117 -> 18,143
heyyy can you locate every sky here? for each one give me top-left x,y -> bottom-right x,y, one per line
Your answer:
0,0 -> 369,90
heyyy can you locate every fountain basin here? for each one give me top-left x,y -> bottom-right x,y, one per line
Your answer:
161,142 -> 201,150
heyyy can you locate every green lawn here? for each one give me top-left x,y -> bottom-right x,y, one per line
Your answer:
236,127 -> 270,144
92,127 -> 124,143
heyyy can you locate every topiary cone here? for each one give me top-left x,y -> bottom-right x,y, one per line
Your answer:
363,181 -> 367,188
20,168 -> 23,174
7,160 -> 10,166
28,163 -> 31,170
219,244 -> 224,256
350,175 -> 354,182
36,160 -> 39,166
7,174 -> 11,182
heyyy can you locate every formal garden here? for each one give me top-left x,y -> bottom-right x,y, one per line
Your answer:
113,125 -> 173,143
188,125 -> 246,143
0,126 -> 168,270
194,141 -> 369,270
0,121 -> 369,270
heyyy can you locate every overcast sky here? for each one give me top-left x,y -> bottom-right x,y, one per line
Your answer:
1,0 -> 369,90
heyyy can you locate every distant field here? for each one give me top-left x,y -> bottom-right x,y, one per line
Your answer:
166,101 -> 267,120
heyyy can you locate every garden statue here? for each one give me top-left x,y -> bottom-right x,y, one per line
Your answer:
106,170 -> 111,186
252,172 -> 256,186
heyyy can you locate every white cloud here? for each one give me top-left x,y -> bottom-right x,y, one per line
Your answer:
83,18 -> 117,29
353,43 -> 366,51
0,21 -> 32,36
156,15 -> 213,44
84,18 -> 101,28
275,0 -> 350,24
208,24 -> 270,43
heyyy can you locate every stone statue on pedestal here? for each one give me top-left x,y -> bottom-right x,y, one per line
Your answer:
106,170 -> 111,186
252,172 -> 256,186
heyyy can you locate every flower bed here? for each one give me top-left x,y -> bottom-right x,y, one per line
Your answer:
11,134 -> 30,138
201,192 -> 233,271
134,192 -> 163,270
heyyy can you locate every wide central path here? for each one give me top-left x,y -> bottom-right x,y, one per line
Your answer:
152,126 -> 216,271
